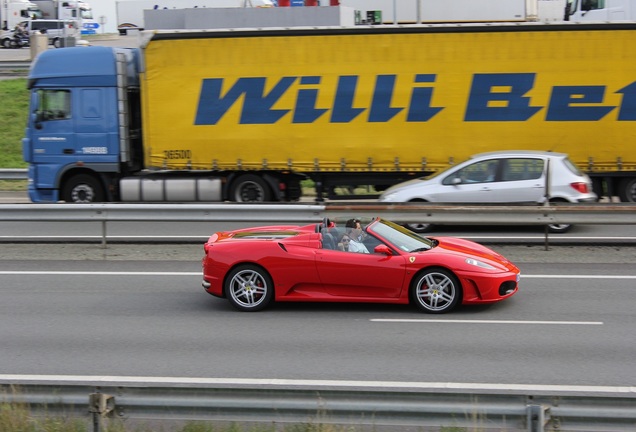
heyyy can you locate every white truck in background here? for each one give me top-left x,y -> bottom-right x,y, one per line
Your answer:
1,0 -> 41,30
30,0 -> 98,34
565,0 -> 636,20
116,0 -> 274,34
337,0 -> 567,23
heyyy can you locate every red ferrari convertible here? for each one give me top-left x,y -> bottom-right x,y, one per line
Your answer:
202,217 -> 520,313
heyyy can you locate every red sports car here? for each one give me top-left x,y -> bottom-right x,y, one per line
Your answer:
202,218 -> 520,313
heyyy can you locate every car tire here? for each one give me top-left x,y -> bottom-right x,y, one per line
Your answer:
61,174 -> 104,203
229,174 -> 271,202
402,222 -> 433,233
402,199 -> 433,233
411,268 -> 462,314
547,224 -> 572,234
53,38 -> 60,48
546,199 -> 572,233
2,38 -> 11,49
225,264 -> 273,312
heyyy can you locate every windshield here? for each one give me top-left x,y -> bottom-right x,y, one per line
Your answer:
370,219 -> 435,253
566,0 -> 578,15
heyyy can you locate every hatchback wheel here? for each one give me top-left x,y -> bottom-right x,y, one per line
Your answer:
403,222 -> 433,233
547,223 -> 572,234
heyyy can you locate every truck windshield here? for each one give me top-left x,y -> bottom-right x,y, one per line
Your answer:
566,0 -> 578,15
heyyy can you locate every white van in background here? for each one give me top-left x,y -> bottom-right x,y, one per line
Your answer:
23,19 -> 79,47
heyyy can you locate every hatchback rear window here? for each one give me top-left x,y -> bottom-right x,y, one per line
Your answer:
562,157 -> 583,176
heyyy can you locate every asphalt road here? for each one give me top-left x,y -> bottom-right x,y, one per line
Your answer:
0,244 -> 635,387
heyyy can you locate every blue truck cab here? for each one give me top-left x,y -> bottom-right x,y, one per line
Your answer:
23,46 -> 141,202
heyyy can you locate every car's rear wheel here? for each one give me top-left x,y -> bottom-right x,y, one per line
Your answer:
547,199 -> 572,233
411,268 -> 462,313
225,264 -> 273,312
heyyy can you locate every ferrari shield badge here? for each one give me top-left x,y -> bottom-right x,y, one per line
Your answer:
409,256 -> 416,263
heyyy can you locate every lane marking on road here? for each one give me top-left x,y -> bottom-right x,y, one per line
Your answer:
0,374 -> 632,395
0,271 -> 200,276
371,319 -> 603,325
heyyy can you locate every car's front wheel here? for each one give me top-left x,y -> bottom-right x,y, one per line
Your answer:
402,199 -> 433,233
403,222 -> 433,233
411,268 -> 462,313
225,264 -> 273,312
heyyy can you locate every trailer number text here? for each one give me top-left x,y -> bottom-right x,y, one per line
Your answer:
163,150 -> 192,159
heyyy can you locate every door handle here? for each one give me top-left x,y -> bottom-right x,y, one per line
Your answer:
63,149 -> 74,154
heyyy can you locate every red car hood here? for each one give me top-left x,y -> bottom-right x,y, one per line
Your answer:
431,236 -> 517,270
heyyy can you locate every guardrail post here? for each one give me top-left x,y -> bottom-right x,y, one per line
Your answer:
101,221 -> 107,249
527,404 -> 551,432
88,392 -> 115,432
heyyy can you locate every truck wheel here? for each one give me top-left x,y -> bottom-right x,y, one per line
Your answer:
230,174 -> 271,202
61,174 -> 104,203
618,178 -> 636,202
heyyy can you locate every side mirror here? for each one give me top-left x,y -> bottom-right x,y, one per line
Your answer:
452,177 -> 462,186
374,245 -> 393,256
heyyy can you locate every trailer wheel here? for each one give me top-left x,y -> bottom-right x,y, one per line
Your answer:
61,174 -> 104,203
230,174 -> 271,203
618,178 -> 636,202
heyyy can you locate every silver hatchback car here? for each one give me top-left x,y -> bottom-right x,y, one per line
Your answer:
378,151 -> 597,233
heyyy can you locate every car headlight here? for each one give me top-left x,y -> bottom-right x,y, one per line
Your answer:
465,258 -> 497,270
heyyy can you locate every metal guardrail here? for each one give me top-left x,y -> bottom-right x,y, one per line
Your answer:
0,60 -> 30,72
1,377 -> 635,432
1,203 -> 635,246
2,202 -> 636,224
0,168 -> 27,180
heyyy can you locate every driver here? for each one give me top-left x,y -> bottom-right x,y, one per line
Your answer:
345,218 -> 369,253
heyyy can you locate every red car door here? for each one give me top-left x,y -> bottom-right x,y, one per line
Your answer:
315,249 -> 407,298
